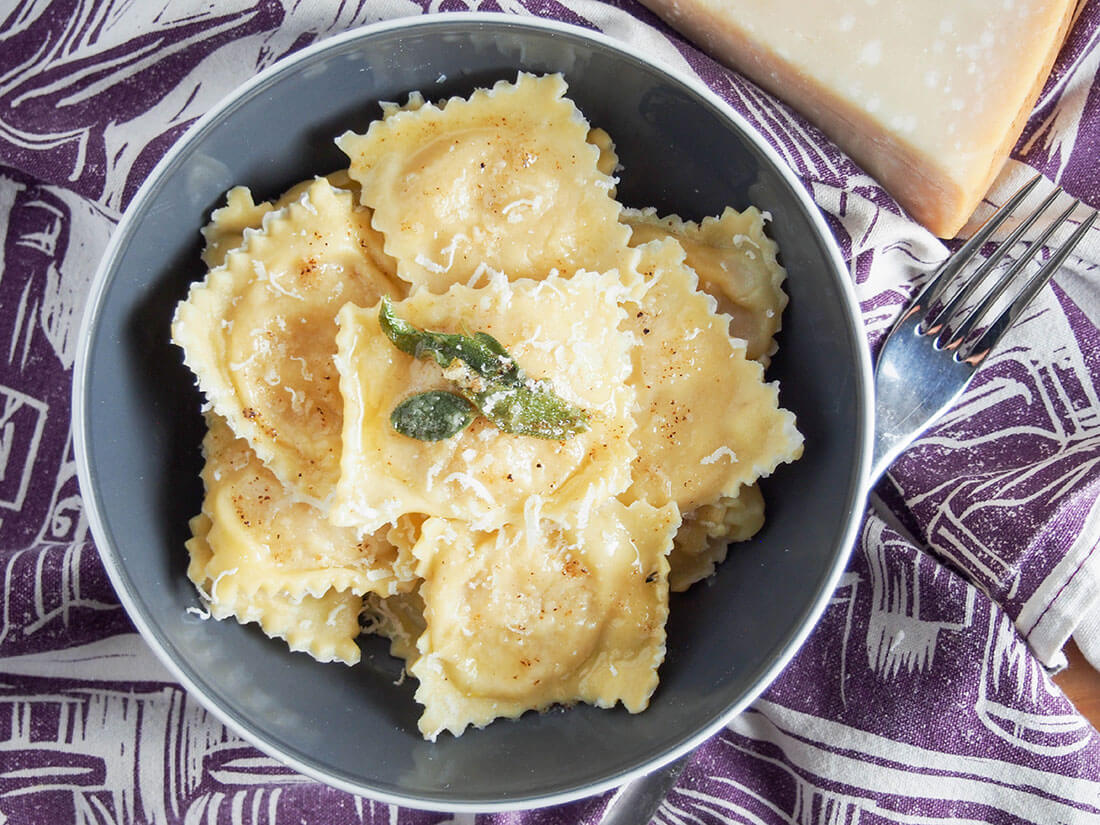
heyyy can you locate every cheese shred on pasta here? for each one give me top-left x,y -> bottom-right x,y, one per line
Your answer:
171,72 -> 803,740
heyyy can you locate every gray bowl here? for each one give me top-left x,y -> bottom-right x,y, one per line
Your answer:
73,14 -> 872,812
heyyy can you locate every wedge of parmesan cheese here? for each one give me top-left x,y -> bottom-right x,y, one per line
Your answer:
640,0 -> 1078,237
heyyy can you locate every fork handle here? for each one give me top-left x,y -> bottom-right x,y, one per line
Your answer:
598,755 -> 690,825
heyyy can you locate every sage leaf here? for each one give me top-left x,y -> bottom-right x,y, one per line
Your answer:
379,298 -> 589,440
379,297 -> 517,382
473,381 -> 591,440
391,391 -> 476,441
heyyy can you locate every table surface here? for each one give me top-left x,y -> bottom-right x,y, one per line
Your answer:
1054,641 -> 1100,730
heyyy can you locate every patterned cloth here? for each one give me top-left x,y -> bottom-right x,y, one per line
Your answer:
2,1 -> 1100,822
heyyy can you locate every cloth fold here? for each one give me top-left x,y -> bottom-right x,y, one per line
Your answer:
2,1 -> 1099,822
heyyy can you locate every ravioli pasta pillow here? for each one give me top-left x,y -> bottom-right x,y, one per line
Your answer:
200,185 -> 275,270
337,72 -> 635,292
199,170 -> 373,270
409,500 -> 680,740
186,514 -> 365,665
173,177 -> 400,504
191,413 -> 417,604
667,486 -> 766,592
331,270 -> 638,533
619,238 -> 803,514
623,205 -> 788,365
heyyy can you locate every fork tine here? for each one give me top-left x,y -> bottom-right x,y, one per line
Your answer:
929,186 -> 1063,345
961,208 -> 1098,365
912,174 -> 1044,331
947,198 -> 1079,349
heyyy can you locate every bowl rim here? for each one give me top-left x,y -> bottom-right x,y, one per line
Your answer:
72,11 -> 874,812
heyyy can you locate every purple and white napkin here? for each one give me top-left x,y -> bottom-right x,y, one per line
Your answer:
1,1 -> 1099,822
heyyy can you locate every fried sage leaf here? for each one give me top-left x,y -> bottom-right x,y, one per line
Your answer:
379,297 -> 589,440
391,391 -> 477,441
379,297 -> 517,382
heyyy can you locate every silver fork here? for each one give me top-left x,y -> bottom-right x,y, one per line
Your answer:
871,174 -> 1097,480
599,173 -> 1097,825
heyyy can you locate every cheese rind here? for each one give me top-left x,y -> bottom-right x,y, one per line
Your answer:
640,0 -> 1077,237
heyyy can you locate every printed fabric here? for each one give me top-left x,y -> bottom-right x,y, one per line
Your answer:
1,1 -> 1099,822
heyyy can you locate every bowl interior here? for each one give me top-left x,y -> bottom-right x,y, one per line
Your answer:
78,16 -> 869,810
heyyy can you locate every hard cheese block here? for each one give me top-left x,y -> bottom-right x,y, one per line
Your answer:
641,0 -> 1078,237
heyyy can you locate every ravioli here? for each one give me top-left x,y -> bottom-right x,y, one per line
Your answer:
409,500 -> 679,740
619,238 -> 803,514
337,73 -> 634,292
667,485 -> 766,592
623,206 -> 787,364
200,170 -> 370,270
173,177 -> 400,504
331,270 -> 637,533
186,514 -> 365,665
189,414 -> 417,609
